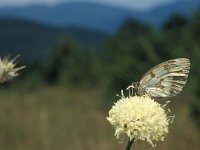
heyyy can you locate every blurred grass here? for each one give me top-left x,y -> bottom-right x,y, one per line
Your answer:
0,86 -> 199,150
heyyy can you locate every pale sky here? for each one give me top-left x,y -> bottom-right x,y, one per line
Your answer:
0,0 -> 190,10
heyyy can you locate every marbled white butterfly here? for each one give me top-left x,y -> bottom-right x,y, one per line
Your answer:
127,58 -> 190,98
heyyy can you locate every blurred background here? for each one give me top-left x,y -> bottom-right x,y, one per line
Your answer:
0,0 -> 200,149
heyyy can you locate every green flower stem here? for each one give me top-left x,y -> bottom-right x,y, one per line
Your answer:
125,139 -> 134,150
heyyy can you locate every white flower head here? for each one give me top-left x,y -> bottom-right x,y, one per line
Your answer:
107,92 -> 174,147
0,55 -> 25,83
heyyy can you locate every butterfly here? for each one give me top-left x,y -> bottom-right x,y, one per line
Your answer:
127,58 -> 190,98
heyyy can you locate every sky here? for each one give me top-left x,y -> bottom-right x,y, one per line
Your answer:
0,0 -> 189,10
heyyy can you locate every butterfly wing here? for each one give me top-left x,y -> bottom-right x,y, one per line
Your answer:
138,58 -> 190,98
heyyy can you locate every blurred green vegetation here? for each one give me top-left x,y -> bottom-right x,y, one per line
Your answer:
15,11 -> 200,130
1,11 -> 200,150
33,11 -> 200,96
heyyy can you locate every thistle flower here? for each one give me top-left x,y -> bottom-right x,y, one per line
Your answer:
0,55 -> 25,83
107,92 -> 174,147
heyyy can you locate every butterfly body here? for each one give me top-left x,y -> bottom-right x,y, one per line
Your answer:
127,58 -> 190,98
130,82 -> 146,96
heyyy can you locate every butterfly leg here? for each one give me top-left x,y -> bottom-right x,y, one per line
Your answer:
126,84 -> 134,97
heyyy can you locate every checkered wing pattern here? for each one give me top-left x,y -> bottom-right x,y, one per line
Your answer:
138,58 -> 190,98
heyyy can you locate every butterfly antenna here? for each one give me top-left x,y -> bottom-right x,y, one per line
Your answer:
121,70 -> 134,97
116,68 -> 134,83
115,68 -> 136,97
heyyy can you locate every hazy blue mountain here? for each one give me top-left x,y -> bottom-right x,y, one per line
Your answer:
0,18 -> 108,63
0,1 -> 199,33
141,0 -> 200,28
